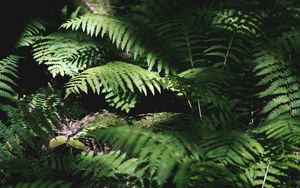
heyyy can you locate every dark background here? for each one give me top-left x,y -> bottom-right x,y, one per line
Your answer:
0,0 -> 66,58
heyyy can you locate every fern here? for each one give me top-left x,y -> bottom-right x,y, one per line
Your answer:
186,160 -> 241,188
84,125 -> 266,187
0,55 -> 20,102
278,31 -> 300,55
155,14 -> 206,69
75,151 -> 140,181
168,64 -> 249,129
202,131 -> 264,166
87,126 -> 187,186
199,112 -> 238,131
170,67 -> 233,120
61,13 -> 171,73
203,30 -> 251,68
44,151 -> 140,185
254,48 -> 300,121
4,180 -> 72,188
2,89 -> 66,149
249,119 -> 300,187
104,90 -> 138,112
242,160 -> 288,188
212,9 -> 263,37
256,119 -> 300,148
65,61 -> 166,112
2,0 -> 300,187
16,20 -> 46,48
33,32 -> 101,77
44,153 -> 76,174
25,88 -> 62,126
0,120 -> 20,159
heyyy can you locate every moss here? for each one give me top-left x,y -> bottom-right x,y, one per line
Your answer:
133,112 -> 199,130
83,112 -> 128,131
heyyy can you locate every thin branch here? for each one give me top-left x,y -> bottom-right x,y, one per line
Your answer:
262,161 -> 271,188
197,99 -> 202,119
223,34 -> 235,69
184,94 -> 193,111
182,27 -> 194,67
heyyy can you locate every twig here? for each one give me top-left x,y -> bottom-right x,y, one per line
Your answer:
197,99 -> 202,119
262,161 -> 271,188
223,34 -> 235,69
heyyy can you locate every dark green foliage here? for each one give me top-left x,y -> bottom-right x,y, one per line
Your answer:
89,126 -> 187,186
65,61 -> 167,112
0,55 -> 20,102
75,151 -> 139,181
1,0 -> 300,187
254,48 -> 300,121
256,119 -> 300,148
61,13 -> 172,73
170,68 -> 232,111
43,151 -> 140,186
4,180 -> 72,188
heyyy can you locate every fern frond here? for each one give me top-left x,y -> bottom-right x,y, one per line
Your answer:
0,55 -> 20,101
0,120 -> 21,159
254,49 -> 300,121
186,159 -> 243,188
156,15 -> 206,68
44,153 -> 76,173
75,151 -> 140,180
171,67 -> 232,112
199,112 -> 238,131
87,126 -> 186,186
243,160 -> 288,188
4,180 -> 72,188
104,90 -> 138,112
33,32 -> 101,77
202,131 -> 264,166
26,89 -> 62,126
212,9 -> 263,37
16,20 -> 46,48
3,89 -> 65,148
61,13 -> 141,47
65,61 -> 166,111
61,13 -> 171,73
44,151 -> 140,186
256,119 -> 300,146
203,30 -> 250,68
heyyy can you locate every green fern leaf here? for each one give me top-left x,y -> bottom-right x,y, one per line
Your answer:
256,119 -> 300,145
16,20 -> 46,48
254,50 -> 300,121
75,151 -> 140,180
87,126 -> 186,186
0,55 -> 20,101
33,32 -> 101,77
61,13 -> 171,73
202,131 -> 264,166
4,180 -> 72,188
65,61 -> 166,111
213,9 -> 262,36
